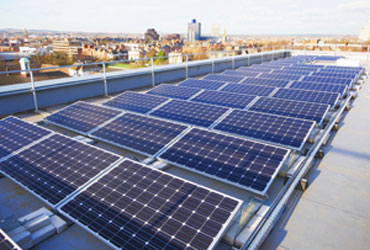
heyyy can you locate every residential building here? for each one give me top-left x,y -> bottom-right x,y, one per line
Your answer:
358,20 -> 370,42
144,28 -> 159,42
52,38 -> 82,57
168,52 -> 183,64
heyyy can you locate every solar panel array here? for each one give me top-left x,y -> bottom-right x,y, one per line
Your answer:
150,99 -> 229,128
301,76 -> 352,86
203,74 -> 245,83
46,102 -> 122,134
214,110 -> 315,150
60,159 -> 242,250
178,78 -> 225,90
0,229 -> 21,250
147,84 -> 201,100
0,134 -> 121,206
103,91 -> 169,114
91,113 -> 188,157
159,128 -> 290,194
220,83 -> 276,96
289,81 -> 347,95
222,70 -> 261,77
191,90 -> 257,109
259,73 -> 302,81
249,97 -> 330,125
0,116 -> 51,160
241,77 -> 290,87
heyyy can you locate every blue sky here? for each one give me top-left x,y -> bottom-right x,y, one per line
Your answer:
1,0 -> 369,35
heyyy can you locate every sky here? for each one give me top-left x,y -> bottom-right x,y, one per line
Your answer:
0,0 -> 369,35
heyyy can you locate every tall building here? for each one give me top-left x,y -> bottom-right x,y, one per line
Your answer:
144,28 -> 159,42
187,19 -> 201,42
358,20 -> 370,42
52,38 -> 82,57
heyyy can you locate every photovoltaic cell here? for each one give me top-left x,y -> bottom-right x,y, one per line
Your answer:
238,67 -> 273,72
46,102 -> 122,134
222,70 -> 261,77
272,69 -> 313,75
150,99 -> 229,128
203,74 -> 245,83
241,77 -> 290,87
214,110 -> 315,150
191,90 -> 256,109
0,116 -> 51,160
273,88 -> 340,107
159,128 -> 290,195
178,78 -> 225,90
258,73 -> 302,81
147,85 -> 201,100
103,92 -> 169,114
311,72 -> 357,79
220,83 -> 276,96
91,113 -> 188,157
301,76 -> 352,86
0,134 -> 121,206
60,159 -> 242,250
0,229 -> 21,250
289,81 -> 347,95
249,97 -> 330,125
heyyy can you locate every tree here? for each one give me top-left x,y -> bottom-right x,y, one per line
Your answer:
154,50 -> 165,65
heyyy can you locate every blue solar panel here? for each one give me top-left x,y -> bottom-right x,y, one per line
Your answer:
178,78 -> 225,90
46,102 -> 122,135
0,134 -> 121,206
289,81 -> 347,95
159,128 -> 290,195
311,72 -> 357,79
90,113 -> 188,157
147,84 -> 201,100
0,116 -> 51,160
203,74 -> 245,83
191,90 -> 257,109
238,66 -> 273,72
103,91 -> 169,114
273,88 -> 340,107
258,73 -> 302,81
220,83 -> 276,96
214,110 -> 315,150
272,69 -> 313,75
60,159 -> 242,250
150,99 -> 229,128
0,229 -> 21,250
249,64 -> 284,69
249,97 -> 330,125
222,70 -> 261,77
301,76 -> 352,86
241,77 -> 290,87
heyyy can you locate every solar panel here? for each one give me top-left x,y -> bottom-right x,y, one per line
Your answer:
289,81 -> 347,95
273,88 -> 340,107
301,76 -> 352,86
90,113 -> 188,157
150,99 -> 229,128
222,70 -> 261,77
272,69 -> 313,75
46,102 -> 122,135
238,67 -> 273,72
0,116 -> 51,160
60,159 -> 242,250
159,128 -> 290,195
103,92 -> 169,114
147,84 -> 201,100
0,134 -> 121,207
0,229 -> 21,250
214,110 -> 315,150
311,72 -> 357,79
191,90 -> 257,109
241,77 -> 290,87
203,74 -> 245,83
249,97 -> 330,125
220,83 -> 276,96
178,78 -> 225,90
258,73 -> 302,81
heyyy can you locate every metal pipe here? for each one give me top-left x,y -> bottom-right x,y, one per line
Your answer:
211,52 -> 215,73
29,70 -> 38,112
185,55 -> 189,79
232,51 -> 235,70
151,57 -> 155,87
242,93 -> 353,250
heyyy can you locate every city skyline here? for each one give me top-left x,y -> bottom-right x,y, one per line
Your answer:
1,0 -> 369,35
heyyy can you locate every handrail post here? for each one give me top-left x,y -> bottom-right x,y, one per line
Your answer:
211,52 -> 214,73
367,47 -> 369,62
185,54 -> 189,79
272,46 -> 275,60
29,69 -> 38,112
261,47 -> 264,63
232,50 -> 235,70
102,62 -> 108,96
151,57 -> 155,87
247,49 -> 250,66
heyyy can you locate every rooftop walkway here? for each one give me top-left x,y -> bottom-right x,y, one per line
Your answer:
262,63 -> 370,250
